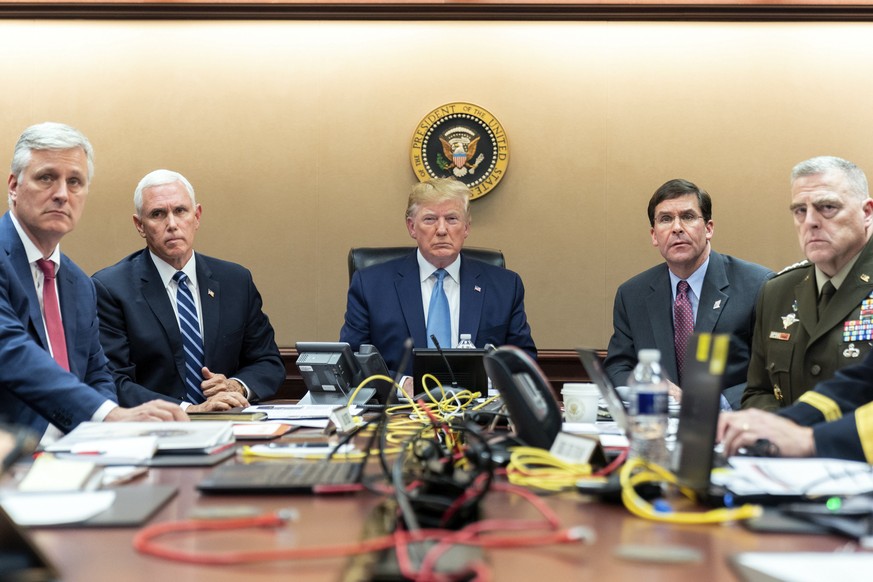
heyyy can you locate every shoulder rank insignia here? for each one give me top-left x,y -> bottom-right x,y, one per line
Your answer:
775,259 -> 810,276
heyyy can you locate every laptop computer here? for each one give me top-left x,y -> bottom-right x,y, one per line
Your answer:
577,336 -> 726,503
0,424 -> 58,581
412,348 -> 489,394
196,457 -> 367,495
576,348 -> 630,434
198,430 -> 376,495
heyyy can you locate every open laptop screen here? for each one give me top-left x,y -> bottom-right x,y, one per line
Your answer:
576,348 -> 629,433
412,348 -> 488,393
673,333 -> 729,496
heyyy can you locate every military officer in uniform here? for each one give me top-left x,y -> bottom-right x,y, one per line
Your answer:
742,156 -> 873,411
721,348 -> 873,462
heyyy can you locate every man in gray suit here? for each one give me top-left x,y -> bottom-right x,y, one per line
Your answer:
604,179 -> 772,409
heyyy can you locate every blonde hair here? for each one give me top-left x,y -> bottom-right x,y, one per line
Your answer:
406,178 -> 471,222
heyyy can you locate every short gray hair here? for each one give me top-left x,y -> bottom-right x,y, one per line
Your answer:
11,122 -> 94,183
791,156 -> 869,200
133,169 -> 196,216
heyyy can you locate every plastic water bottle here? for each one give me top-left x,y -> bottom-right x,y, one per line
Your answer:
457,334 -> 476,349
627,349 -> 670,467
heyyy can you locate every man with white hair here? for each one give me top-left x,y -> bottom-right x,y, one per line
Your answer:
743,156 -> 873,410
92,169 -> 284,410
0,122 -> 186,436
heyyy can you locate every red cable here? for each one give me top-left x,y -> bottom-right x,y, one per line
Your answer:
593,448 -> 628,477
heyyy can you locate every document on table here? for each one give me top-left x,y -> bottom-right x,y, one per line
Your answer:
243,404 -> 362,421
562,422 -> 629,449
1,491 -> 116,526
716,457 -> 873,497
732,552 -> 873,582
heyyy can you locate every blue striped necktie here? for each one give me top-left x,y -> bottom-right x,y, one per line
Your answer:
173,271 -> 206,404
426,268 -> 451,348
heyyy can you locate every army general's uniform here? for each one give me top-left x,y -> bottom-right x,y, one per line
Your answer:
742,237 -> 873,411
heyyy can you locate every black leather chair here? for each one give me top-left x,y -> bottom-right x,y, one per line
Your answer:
347,246 -> 505,282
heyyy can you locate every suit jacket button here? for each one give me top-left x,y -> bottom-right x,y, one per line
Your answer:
810,364 -> 822,376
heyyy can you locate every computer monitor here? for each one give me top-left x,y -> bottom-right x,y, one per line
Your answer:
0,424 -> 57,582
412,348 -> 489,394
295,342 -> 387,405
673,333 -> 729,497
483,346 -> 562,449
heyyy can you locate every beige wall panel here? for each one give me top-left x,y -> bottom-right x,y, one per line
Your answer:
1,20 -> 872,350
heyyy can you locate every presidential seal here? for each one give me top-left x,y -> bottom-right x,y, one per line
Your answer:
410,102 -> 509,200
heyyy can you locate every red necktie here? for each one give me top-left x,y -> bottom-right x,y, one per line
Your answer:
674,280 -> 694,383
36,259 -> 70,371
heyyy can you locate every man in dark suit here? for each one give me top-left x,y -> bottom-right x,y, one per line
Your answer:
0,122 -> 185,436
92,170 -> 284,410
742,157 -> 873,411
604,179 -> 772,409
720,348 -> 873,462
340,177 -> 536,382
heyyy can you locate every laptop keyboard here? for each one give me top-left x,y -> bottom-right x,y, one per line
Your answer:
199,460 -> 362,492
264,461 -> 360,486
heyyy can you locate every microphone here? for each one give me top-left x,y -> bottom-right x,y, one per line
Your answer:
430,334 -> 459,388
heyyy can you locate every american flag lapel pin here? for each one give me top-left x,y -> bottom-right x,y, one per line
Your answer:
474,285 -> 482,293
208,289 -> 215,298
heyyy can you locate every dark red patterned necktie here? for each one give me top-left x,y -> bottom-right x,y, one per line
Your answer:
36,259 -> 69,371
674,280 -> 694,382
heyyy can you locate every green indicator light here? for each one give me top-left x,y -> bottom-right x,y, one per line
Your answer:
826,497 -> 842,512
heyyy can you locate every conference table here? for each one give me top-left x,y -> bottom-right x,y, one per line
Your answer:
13,439 -> 851,582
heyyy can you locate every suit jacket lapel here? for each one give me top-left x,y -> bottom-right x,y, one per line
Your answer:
196,256 -> 220,366
646,266 -> 679,381
395,254 -> 428,347
696,251 -> 729,335
0,214 -> 49,349
795,272 -> 817,340
138,252 -> 187,382
459,257 -> 484,346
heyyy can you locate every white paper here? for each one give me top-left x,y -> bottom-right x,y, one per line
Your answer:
244,404 -> 361,420
46,422 -> 233,452
56,436 -> 158,465
232,422 -> 289,437
734,552 -> 873,582
716,457 -> 873,496
246,443 -> 356,459
1,491 -> 116,525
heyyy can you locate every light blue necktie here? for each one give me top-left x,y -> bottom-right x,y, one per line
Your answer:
426,269 -> 451,348
173,271 -> 206,404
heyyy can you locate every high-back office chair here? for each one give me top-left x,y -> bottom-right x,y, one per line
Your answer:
347,246 -> 505,282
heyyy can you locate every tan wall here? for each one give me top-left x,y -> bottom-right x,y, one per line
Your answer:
1,20 -> 871,349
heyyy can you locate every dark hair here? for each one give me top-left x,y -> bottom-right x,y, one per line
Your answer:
646,178 -> 712,227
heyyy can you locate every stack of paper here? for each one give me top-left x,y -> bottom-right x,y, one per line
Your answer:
17,455 -> 103,491
716,457 -> 873,497
45,422 -> 235,458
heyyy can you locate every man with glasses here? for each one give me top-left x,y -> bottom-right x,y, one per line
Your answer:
742,156 -> 873,411
604,179 -> 771,409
